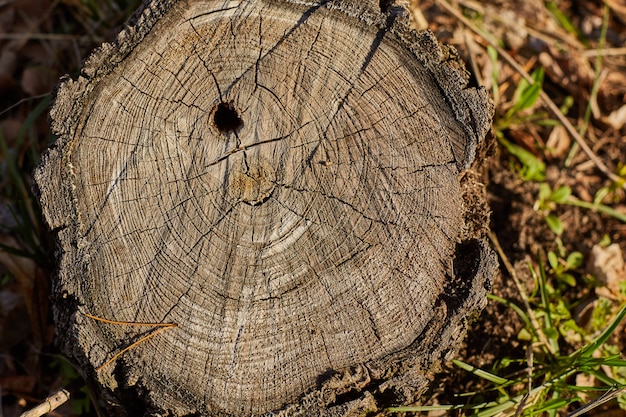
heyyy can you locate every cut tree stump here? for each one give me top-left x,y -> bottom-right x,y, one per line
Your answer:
35,1 -> 496,416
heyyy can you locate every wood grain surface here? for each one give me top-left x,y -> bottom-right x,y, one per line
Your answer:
35,0 -> 495,415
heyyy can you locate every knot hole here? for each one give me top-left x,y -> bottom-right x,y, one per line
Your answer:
213,102 -> 243,133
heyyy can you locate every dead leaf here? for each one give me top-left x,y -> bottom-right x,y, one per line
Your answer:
607,104 -> 626,129
508,128 -> 544,152
587,243 -> 626,300
572,172 -> 599,203
0,4 -> 16,30
545,125 -> 571,159
0,49 -> 17,76
1,118 -> 24,147
537,44 -> 595,102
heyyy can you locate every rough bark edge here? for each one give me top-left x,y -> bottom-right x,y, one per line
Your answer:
388,19 -> 495,170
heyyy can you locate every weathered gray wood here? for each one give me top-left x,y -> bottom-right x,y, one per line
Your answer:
35,0 -> 496,416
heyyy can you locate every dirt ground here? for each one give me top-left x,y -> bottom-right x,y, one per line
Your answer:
1,0 -> 625,416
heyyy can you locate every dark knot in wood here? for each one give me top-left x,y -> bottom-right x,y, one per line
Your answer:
212,102 -> 243,134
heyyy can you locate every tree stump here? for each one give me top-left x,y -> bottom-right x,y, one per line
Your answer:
35,0 -> 496,416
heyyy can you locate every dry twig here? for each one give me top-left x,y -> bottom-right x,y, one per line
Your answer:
19,389 -> 70,417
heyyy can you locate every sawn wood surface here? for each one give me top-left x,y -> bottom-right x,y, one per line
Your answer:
35,0 -> 495,415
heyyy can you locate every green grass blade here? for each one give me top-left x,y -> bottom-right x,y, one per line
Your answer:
452,359 -> 511,385
533,398 -> 576,414
487,46 -> 500,105
563,198 -> 626,223
538,254 -> 560,354
513,69 -> 544,114
474,397 -> 523,417
565,3 -> 608,166
545,1 -> 586,43
0,129 -> 25,195
388,404 -> 467,413
0,242 -> 37,259
498,136 -> 546,181
573,305 -> 626,359
488,294 -> 538,341
15,93 -> 51,144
